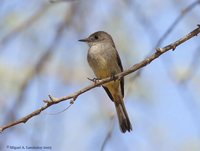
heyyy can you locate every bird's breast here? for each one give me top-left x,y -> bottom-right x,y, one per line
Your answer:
87,44 -> 120,78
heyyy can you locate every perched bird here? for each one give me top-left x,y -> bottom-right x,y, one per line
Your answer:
79,31 -> 132,133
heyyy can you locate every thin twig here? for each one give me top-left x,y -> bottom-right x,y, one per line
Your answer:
0,25 -> 200,132
100,116 -> 115,151
155,0 -> 200,48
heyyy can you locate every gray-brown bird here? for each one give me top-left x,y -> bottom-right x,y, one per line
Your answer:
79,31 -> 132,133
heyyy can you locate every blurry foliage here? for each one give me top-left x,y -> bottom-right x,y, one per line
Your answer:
0,0 -> 200,151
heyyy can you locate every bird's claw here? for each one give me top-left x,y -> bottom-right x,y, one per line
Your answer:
87,77 -> 100,84
110,74 -> 117,81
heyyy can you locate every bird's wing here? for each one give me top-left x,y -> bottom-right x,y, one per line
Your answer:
115,49 -> 124,98
102,86 -> 114,101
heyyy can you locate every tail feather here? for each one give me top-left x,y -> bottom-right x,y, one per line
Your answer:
115,102 -> 132,133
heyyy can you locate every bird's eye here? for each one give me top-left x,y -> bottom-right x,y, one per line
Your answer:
94,35 -> 98,39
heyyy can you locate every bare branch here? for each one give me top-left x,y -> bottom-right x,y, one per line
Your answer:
155,0 -> 200,48
0,25 -> 200,132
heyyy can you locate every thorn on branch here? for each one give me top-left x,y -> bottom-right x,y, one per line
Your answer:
49,95 -> 59,102
49,95 -> 54,101
43,95 -> 59,104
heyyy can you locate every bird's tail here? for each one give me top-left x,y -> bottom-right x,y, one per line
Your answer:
115,101 -> 132,133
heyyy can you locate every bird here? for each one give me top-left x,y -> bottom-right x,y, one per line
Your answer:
79,31 -> 132,133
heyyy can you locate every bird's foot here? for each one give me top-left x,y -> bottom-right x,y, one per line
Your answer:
110,74 -> 117,81
87,77 -> 101,84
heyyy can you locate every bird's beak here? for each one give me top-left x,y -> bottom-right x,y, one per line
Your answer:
78,38 -> 90,42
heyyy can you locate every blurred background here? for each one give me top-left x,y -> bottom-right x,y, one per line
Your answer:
0,0 -> 200,151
